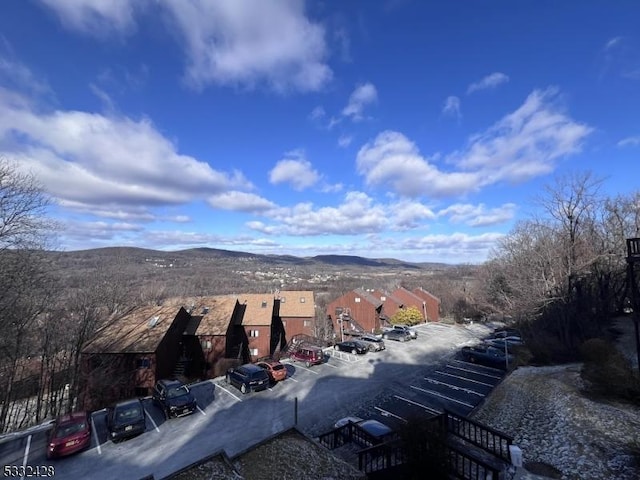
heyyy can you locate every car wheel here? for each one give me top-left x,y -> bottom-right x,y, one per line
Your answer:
351,349 -> 357,354
240,383 -> 248,394
305,361 -> 311,368
334,345 -> 339,350
400,337 -> 406,342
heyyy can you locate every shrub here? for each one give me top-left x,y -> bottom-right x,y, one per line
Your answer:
580,338 -> 640,403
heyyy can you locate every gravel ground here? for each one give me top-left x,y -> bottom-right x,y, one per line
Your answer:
471,319 -> 640,480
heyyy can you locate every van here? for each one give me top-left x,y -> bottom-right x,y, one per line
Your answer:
290,345 -> 324,368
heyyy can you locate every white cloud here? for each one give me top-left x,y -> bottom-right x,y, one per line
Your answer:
342,82 -> 378,121
338,134 -> 353,148
356,130 -> 479,197
309,106 -> 326,120
399,232 -> 505,261
268,151 -> 320,191
250,191 -> 388,236
437,203 -> 517,227
467,72 -> 510,94
207,191 -> 276,213
388,200 -> 436,230
0,90 -> 251,213
164,0 -> 332,92
37,0 -> 140,36
452,88 -> 593,181
357,88 -> 591,198
617,135 -> 640,148
442,96 -> 461,118
604,36 -> 622,51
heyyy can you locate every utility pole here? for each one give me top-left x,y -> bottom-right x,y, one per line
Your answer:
625,238 -> 640,373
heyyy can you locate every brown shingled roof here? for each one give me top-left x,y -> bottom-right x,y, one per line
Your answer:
278,291 -> 315,318
238,293 -> 274,326
82,304 -> 184,354
196,296 -> 238,335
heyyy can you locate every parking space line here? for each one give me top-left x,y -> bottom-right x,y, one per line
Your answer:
447,364 -> 502,379
424,378 -> 484,396
374,406 -> 407,423
450,359 -> 504,375
293,364 -> 319,374
323,362 -> 338,368
435,370 -> 493,387
285,376 -> 299,382
393,395 -> 441,416
144,408 -> 160,433
20,434 -> 31,480
410,385 -> 474,408
215,383 -> 243,401
196,405 -> 207,416
90,415 -> 102,455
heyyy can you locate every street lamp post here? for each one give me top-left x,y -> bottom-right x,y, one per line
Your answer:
625,238 -> 640,373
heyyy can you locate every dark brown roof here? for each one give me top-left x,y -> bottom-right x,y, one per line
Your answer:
164,295 -> 239,336
82,305 -> 183,354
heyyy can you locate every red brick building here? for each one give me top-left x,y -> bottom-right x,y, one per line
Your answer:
326,288 -> 383,336
80,305 -> 193,409
412,287 -> 441,322
277,290 -> 316,338
237,294 -> 286,361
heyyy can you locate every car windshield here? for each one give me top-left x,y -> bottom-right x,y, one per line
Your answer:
116,405 -> 142,422
251,371 -> 268,379
166,385 -> 189,398
54,421 -> 86,438
271,364 -> 284,371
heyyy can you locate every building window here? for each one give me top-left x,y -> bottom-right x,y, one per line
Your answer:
250,348 -> 258,356
335,307 -> 343,316
282,320 -> 287,326
261,301 -> 268,308
303,320 -> 311,327
381,296 -> 386,301
355,297 -> 361,303
280,297 -> 286,303
201,340 -> 212,350
136,358 -> 151,369
249,330 -> 259,337
299,297 -> 306,303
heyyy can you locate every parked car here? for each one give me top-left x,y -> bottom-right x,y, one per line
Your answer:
152,379 -> 197,419
489,328 -> 521,340
47,411 -> 91,459
484,337 -> 524,352
359,335 -> 386,352
226,364 -> 270,394
289,345 -> 324,368
382,329 -> 412,342
256,360 -> 287,382
461,344 -> 513,369
107,398 -> 146,442
383,324 -> 418,339
334,340 -> 368,354
333,417 -> 394,446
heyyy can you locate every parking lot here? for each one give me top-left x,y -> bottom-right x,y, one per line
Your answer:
0,321 -> 500,480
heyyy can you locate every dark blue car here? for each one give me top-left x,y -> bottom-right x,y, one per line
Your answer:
461,345 -> 513,370
226,364 -> 270,394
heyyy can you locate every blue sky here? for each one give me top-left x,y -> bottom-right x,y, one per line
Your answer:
1,1 -> 639,263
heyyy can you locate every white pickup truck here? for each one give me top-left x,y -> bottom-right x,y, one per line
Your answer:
382,324 -> 418,339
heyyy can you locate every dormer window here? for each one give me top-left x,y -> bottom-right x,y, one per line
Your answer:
355,297 -> 361,303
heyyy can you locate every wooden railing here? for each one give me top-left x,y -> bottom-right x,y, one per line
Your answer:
447,444 -> 502,480
444,409 -> 513,462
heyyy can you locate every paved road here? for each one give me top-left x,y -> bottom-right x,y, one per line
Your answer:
0,322 -> 501,480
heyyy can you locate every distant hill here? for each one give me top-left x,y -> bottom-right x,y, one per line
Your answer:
48,246 -> 448,270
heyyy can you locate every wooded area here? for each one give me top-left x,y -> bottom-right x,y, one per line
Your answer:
1,158 -> 639,433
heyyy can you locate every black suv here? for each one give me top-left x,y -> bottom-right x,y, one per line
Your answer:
226,364 -> 270,394
334,340 -> 368,354
152,379 -> 197,419
107,398 -> 146,442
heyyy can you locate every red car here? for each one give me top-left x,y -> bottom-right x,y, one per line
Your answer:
47,411 -> 91,459
256,360 -> 287,382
